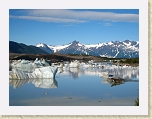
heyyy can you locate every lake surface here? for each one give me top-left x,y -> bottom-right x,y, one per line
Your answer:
9,64 -> 139,106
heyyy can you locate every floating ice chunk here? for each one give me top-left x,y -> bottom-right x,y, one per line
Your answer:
9,66 -> 58,79
41,59 -> 50,66
34,58 -> 43,67
10,68 -> 28,79
11,58 -> 52,73
69,60 -> 79,68
20,59 -> 30,64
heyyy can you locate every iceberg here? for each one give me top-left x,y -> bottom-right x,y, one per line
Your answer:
41,59 -> 50,66
9,68 -> 29,79
9,66 -> 58,79
33,66 -> 58,79
69,60 -> 79,68
11,58 -> 51,72
34,58 -> 50,67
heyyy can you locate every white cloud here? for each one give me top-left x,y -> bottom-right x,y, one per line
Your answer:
10,9 -> 139,23
9,15 -> 86,23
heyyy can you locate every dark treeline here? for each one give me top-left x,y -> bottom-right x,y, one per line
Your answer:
9,53 -> 139,65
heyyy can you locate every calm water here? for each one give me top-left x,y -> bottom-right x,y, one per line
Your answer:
9,64 -> 139,106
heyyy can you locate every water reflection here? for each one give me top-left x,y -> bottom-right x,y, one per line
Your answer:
9,64 -> 139,88
69,68 -> 80,79
102,78 -> 125,87
60,65 -> 139,80
9,78 -> 58,89
9,79 -> 30,89
9,63 -> 139,106
32,78 -> 58,88
59,65 -> 139,87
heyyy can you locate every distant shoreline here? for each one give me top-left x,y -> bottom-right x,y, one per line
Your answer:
9,53 -> 139,66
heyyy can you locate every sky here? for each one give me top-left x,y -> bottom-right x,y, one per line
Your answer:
9,9 -> 139,46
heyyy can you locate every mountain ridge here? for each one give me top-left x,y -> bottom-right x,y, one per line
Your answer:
9,41 -> 49,54
36,40 -> 139,58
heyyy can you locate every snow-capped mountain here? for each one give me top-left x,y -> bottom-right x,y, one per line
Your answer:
36,40 -> 139,58
36,43 -> 54,54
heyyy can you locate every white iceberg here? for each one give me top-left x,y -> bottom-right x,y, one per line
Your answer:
34,58 -> 50,67
69,60 -> 79,68
11,58 -> 51,72
9,66 -> 58,79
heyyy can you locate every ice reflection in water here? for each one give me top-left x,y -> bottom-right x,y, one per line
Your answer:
9,63 -> 139,106
9,78 -> 58,89
10,64 -> 139,88
58,64 -> 139,81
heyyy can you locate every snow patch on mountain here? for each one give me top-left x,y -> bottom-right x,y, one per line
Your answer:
36,43 -> 54,54
85,42 -> 106,48
108,41 -> 113,45
36,43 -> 46,47
48,43 -> 72,52
113,48 -> 119,58
78,43 -> 83,47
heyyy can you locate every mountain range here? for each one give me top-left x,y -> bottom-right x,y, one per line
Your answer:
36,40 -> 139,58
9,40 -> 139,58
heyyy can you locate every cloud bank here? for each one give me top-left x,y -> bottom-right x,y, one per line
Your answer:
10,9 -> 139,23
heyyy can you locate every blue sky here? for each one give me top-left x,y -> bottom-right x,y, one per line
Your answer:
9,9 -> 139,46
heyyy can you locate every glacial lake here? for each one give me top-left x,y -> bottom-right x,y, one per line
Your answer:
9,64 -> 139,106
